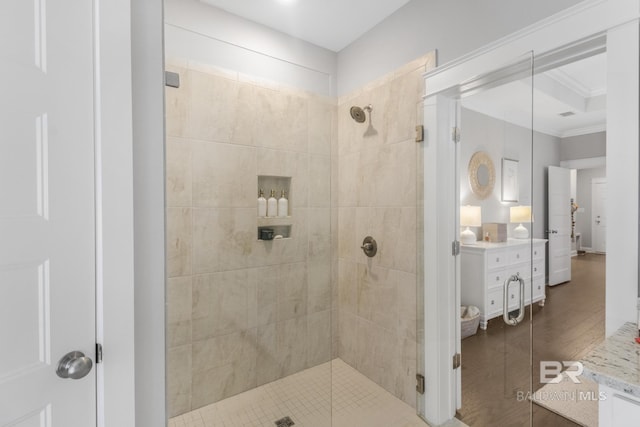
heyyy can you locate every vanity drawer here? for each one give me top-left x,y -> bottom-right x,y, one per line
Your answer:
532,245 -> 545,260
532,260 -> 544,277
487,269 -> 509,290
487,250 -> 508,270
532,275 -> 545,299
509,246 -> 531,264
487,288 -> 504,315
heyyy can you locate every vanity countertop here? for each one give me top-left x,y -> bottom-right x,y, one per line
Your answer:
582,322 -> 640,398
460,238 -> 547,250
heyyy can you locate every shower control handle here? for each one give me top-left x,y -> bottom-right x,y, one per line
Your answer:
360,236 -> 377,257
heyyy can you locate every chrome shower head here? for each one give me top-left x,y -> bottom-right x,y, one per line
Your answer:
350,104 -> 372,123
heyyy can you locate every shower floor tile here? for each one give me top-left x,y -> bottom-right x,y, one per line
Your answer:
169,358 -> 429,427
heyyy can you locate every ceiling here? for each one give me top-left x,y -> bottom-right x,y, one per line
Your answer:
462,53 -> 607,138
199,0 -> 411,52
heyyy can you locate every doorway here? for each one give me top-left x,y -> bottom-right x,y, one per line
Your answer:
431,39 -> 611,426
592,178 -> 607,253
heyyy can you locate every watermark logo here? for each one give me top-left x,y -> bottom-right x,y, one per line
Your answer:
540,361 -> 583,384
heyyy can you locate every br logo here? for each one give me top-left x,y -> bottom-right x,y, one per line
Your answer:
540,361 -> 584,384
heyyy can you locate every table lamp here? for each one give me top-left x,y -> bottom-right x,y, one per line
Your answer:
460,205 -> 482,244
510,205 -> 533,239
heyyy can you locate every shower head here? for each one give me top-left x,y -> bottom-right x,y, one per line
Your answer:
350,104 -> 372,123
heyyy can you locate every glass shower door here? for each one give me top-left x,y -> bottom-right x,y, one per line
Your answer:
453,53 -> 537,426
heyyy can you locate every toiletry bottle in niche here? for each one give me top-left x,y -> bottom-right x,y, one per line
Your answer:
267,189 -> 277,217
278,190 -> 288,217
258,188 -> 267,217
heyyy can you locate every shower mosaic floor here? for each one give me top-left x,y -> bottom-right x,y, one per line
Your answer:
169,359 -> 428,427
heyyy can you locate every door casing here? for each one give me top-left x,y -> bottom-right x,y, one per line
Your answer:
421,0 -> 640,423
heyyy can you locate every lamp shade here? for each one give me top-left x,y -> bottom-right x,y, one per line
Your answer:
460,205 -> 482,227
510,206 -> 533,224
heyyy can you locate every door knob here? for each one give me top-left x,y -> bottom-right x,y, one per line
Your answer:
56,351 -> 93,379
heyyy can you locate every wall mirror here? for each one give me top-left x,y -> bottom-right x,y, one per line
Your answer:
468,151 -> 495,199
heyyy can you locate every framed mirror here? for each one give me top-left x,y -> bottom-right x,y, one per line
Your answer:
468,151 -> 495,199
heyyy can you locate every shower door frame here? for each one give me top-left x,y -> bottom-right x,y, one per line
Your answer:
420,0 -> 640,424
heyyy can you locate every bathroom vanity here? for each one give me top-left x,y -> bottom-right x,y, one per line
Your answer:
461,239 -> 547,329
582,322 -> 640,426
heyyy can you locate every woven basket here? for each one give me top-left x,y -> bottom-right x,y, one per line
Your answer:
461,306 -> 480,339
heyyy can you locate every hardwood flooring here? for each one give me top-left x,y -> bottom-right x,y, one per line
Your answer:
456,254 -> 605,426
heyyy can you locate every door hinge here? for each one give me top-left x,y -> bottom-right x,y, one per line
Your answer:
453,353 -> 461,369
416,373 -> 425,395
96,343 -> 103,364
451,127 -> 461,143
452,240 -> 460,256
415,125 -> 424,142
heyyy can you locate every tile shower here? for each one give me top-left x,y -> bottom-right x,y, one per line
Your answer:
165,53 -> 436,422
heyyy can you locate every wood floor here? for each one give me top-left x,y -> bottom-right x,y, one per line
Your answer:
456,254 -> 605,427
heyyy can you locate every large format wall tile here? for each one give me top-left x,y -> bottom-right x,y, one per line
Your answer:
166,60 -> 336,415
337,55 -> 434,410
192,141 -> 257,208
166,137 -> 192,207
191,329 -> 257,409
308,97 -> 333,156
309,155 -> 331,208
167,276 -> 192,348
192,270 -> 250,340
277,262 -> 308,322
185,71 -> 239,143
307,310 -> 332,367
167,207 -> 192,278
192,208 -> 254,273
167,344 -> 192,418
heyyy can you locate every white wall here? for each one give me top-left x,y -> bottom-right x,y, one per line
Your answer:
164,0 -> 337,96
337,0 -> 582,95
460,108 -> 561,241
561,131 -> 606,161
132,0 -> 167,425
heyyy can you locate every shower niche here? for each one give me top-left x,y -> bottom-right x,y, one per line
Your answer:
257,175 -> 292,240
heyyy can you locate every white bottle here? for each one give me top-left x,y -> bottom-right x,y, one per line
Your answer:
278,190 -> 288,217
257,188 -> 267,217
267,189 -> 277,218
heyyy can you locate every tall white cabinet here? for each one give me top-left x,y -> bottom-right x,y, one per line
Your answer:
461,239 -> 547,329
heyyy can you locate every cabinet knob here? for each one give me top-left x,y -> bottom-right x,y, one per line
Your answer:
517,254 -> 520,259
496,276 -> 500,281
496,257 -> 500,262
491,300 -> 495,305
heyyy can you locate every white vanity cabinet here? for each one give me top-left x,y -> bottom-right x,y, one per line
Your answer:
460,239 -> 547,329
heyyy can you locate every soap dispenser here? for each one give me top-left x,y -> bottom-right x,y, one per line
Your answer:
258,188 -> 267,217
278,190 -> 288,217
267,189 -> 277,218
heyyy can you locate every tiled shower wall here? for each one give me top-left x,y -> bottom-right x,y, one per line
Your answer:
165,60 -> 336,417
336,53 -> 436,408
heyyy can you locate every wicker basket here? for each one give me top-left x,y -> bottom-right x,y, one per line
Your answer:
461,305 -> 480,339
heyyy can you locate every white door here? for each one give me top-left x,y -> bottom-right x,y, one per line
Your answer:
0,1 -> 97,426
548,166 -> 572,286
592,178 -> 607,253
